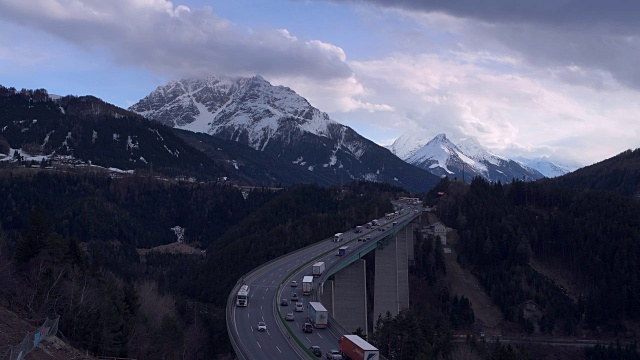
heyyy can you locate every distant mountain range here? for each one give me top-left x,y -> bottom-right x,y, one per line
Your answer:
1,77 -> 582,192
0,86 -> 439,191
387,133 -> 571,183
130,76 -> 440,192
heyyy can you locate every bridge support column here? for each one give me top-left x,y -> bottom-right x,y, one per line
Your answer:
320,279 -> 334,313
332,259 -> 368,336
373,231 -> 410,325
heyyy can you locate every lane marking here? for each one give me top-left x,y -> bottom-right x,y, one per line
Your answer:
257,342 -> 261,349
276,346 -> 282,353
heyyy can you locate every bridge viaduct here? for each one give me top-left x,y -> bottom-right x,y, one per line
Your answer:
226,203 -> 424,359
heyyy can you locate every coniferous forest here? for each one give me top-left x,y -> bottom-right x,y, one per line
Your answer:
0,170 -> 396,359
433,176 -> 640,338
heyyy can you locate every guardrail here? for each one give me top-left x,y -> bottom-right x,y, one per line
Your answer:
226,233 -> 345,359
227,207 -> 420,359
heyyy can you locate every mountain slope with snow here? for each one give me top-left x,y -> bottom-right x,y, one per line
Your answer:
387,133 -> 430,160
131,76 -> 440,192
396,133 -> 545,183
513,156 -> 578,178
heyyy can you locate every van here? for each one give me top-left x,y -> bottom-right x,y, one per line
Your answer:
295,302 -> 304,312
303,322 -> 313,333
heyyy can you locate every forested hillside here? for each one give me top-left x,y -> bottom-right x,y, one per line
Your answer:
0,86 -> 229,181
552,148 -> 640,198
0,170 -> 396,359
431,177 -> 640,337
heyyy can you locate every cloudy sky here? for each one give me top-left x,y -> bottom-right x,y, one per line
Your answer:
2,0 -> 639,166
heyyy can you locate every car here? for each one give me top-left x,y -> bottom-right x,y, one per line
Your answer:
302,322 -> 313,333
257,321 -> 267,332
291,293 -> 299,301
325,349 -> 343,359
280,298 -> 288,306
309,345 -> 322,357
291,280 -> 298,287
285,312 -> 295,321
295,302 -> 304,312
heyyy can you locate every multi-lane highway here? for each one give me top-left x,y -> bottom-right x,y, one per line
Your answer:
227,204 -> 422,359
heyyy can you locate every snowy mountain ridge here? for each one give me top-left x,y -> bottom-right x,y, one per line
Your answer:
390,133 -> 546,182
130,75 -> 440,192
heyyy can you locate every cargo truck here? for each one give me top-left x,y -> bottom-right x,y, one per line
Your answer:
371,219 -> 379,227
302,276 -> 314,295
337,246 -> 349,256
312,262 -> 325,277
354,225 -> 363,233
339,335 -> 379,360
334,233 -> 343,242
306,302 -> 328,328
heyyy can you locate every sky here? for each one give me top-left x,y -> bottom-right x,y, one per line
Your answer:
1,0 -> 640,166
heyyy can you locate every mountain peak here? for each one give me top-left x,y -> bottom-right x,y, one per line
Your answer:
403,133 -> 544,182
387,132 -> 430,160
433,133 -> 448,141
129,75 -> 440,191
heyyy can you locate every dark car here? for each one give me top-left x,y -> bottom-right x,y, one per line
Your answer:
310,345 -> 322,356
280,298 -> 288,306
291,293 -> 299,301
303,322 -> 313,333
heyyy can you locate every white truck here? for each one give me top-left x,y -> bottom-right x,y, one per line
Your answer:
334,233 -> 343,242
339,335 -> 379,360
312,261 -> 325,277
306,301 -> 328,328
302,275 -> 314,295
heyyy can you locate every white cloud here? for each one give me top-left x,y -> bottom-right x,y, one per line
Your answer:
339,50 -> 640,165
0,0 -> 352,80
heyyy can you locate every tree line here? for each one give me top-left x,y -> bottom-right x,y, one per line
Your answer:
0,170 -> 397,359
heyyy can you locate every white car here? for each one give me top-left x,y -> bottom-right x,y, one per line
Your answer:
257,321 -> 267,332
325,349 -> 343,359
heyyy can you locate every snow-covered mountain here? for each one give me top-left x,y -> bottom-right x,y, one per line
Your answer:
130,75 -> 440,192
512,156 -> 579,178
387,133 -> 430,160
392,133 -> 544,183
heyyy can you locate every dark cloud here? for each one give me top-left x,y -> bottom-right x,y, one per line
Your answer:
335,0 -> 640,89
336,0 -> 640,31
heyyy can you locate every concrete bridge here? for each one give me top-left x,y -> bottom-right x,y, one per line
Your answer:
226,203 -> 423,359
316,216 -> 418,337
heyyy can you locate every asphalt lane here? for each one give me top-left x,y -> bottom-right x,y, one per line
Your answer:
231,205 -> 421,359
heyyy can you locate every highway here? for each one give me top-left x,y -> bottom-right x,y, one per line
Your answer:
227,203 -> 422,359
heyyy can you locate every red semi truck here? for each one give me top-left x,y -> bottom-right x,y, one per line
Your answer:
339,335 -> 379,360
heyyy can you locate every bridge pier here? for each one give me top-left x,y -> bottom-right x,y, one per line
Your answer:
331,259 -> 368,336
373,229 -> 410,325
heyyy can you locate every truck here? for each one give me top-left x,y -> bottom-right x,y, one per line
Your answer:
306,302 -> 328,328
312,262 -> 325,277
334,232 -> 343,242
302,275 -> 314,295
339,335 -> 379,360
371,219 -> 379,227
236,284 -> 249,307
337,246 -> 349,256
354,225 -> 363,233
365,222 -> 372,229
